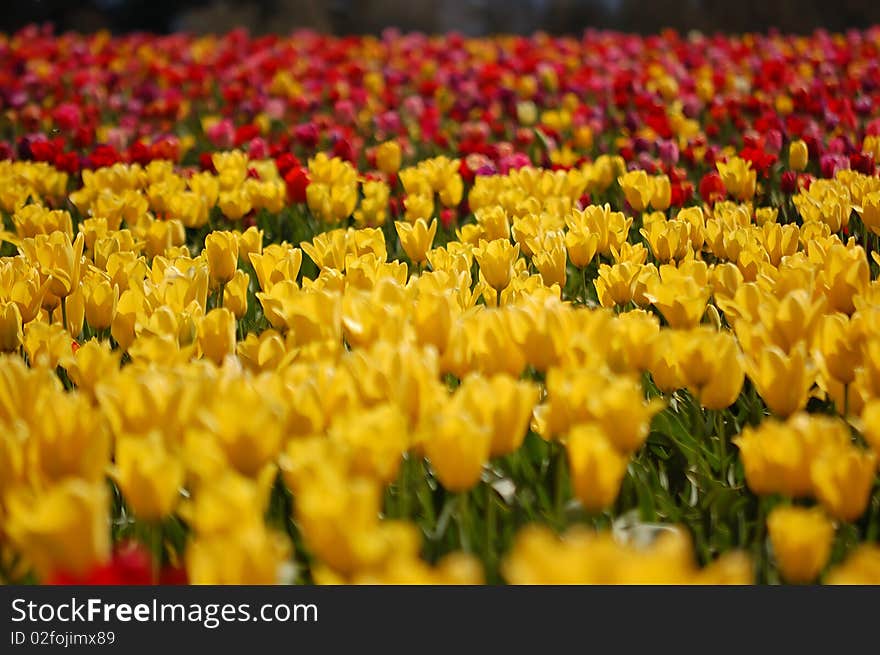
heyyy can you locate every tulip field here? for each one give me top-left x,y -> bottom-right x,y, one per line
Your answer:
2,25 -> 880,585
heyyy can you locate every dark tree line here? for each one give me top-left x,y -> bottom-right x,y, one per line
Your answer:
3,0 -> 880,35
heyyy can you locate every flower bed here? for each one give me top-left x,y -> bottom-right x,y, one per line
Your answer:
1,25 -> 880,584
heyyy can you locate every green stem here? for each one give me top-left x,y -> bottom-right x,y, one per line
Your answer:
554,442 -> 567,528
151,524 -> 162,585
61,295 -> 68,332
400,454 -> 412,518
457,492 -> 472,554
715,411 -> 728,481
581,265 -> 588,304
486,485 -> 497,570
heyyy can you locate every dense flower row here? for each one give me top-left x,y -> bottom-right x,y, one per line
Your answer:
1,26 -> 880,585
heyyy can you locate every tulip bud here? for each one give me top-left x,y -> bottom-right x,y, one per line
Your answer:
83,275 -> 118,331
223,269 -> 250,319
566,424 -> 628,512
0,301 -> 23,352
474,239 -> 520,294
204,231 -> 240,285
767,506 -> 833,583
395,218 -> 437,265
197,307 -> 236,365
113,433 -> 184,522
423,412 -> 491,493
789,139 -> 809,172
811,446 -> 876,522
376,141 -> 402,175
4,480 -> 110,581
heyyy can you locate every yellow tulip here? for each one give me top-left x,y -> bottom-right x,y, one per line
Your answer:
474,239 -> 520,294
677,328 -> 746,410
641,217 -> 690,263
651,175 -> 671,211
328,404 -> 409,484
62,338 -> 120,400
454,374 -> 540,457
236,329 -> 287,373
475,206 -> 510,242
826,544 -> 880,584
759,221 -> 799,266
223,268 -> 250,319
9,265 -> 49,323
376,140 -> 403,175
0,301 -> 23,352
187,525 -> 291,585
747,344 -> 814,417
423,411 -> 492,492
204,230 -> 240,285
4,480 -> 110,581
767,506 -> 833,583
395,218 -> 437,265
717,156 -> 756,201
857,190 -> 880,236
82,274 -> 118,330
111,287 -> 149,351
197,307 -> 236,365
810,446 -> 876,522
812,313 -> 862,389
618,170 -> 654,212
566,424 -> 628,512
564,224 -> 599,269
249,244 -> 303,291
789,139 -> 809,172
23,321 -> 72,369
644,265 -> 710,328
113,432 -> 184,521
237,225 -> 264,259
733,413 -> 850,498
594,261 -> 640,308
531,230 -> 567,288
567,204 -> 631,257
20,231 -> 85,299
818,242 -> 870,315
13,204 -> 73,238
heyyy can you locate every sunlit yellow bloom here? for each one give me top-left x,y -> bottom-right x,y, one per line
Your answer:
82,273 -> 118,330
0,301 -> 23,352
423,411 -> 492,492
197,307 -> 236,365
717,157 -> 756,200
734,413 -> 850,497
531,230 -> 567,288
767,506 -> 833,583
789,139 -> 809,172
204,230 -> 239,285
618,170 -> 654,212
826,544 -> 880,584
566,424 -> 628,512
746,343 -> 814,417
223,269 -> 249,319
376,141 -> 402,175
113,432 -> 184,521
4,480 -> 110,580
810,446 -> 876,522
474,239 -> 520,294
396,218 -> 437,265
594,261 -> 639,308
249,244 -> 303,291
20,232 -> 85,299
644,265 -> 710,328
